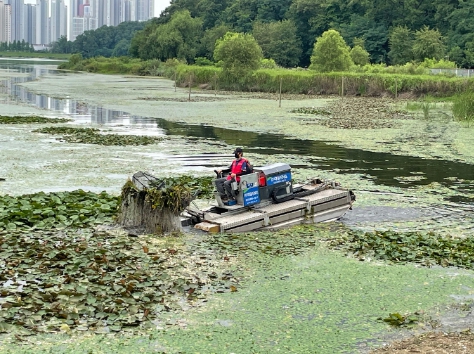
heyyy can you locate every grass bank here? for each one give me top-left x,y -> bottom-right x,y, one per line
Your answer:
58,56 -> 474,97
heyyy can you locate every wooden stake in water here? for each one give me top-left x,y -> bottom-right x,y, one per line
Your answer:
174,72 -> 177,92
188,74 -> 192,101
279,77 -> 282,108
214,73 -> 217,96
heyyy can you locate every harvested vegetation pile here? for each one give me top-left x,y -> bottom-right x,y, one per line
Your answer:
118,175 -> 213,234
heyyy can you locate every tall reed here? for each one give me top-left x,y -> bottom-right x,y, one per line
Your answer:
452,92 -> 474,126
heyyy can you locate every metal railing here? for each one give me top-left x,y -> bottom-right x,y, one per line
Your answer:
430,68 -> 474,77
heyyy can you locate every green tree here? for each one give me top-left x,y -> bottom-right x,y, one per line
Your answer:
350,45 -> 370,65
51,35 -> 74,54
74,21 -> 145,58
214,32 -> 263,81
196,0 -> 232,29
352,37 -> 365,48
412,26 -> 445,61
339,15 -> 388,63
388,26 -> 414,65
287,0 -> 358,66
221,0 -> 258,33
309,29 -> 353,72
199,24 -> 232,60
112,39 -> 130,57
131,10 -> 202,61
255,0 -> 293,22
252,20 -> 302,67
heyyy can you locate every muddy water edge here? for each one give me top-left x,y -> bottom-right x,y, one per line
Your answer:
1,60 -> 474,353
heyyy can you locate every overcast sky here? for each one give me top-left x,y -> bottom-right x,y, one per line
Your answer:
24,0 -> 171,17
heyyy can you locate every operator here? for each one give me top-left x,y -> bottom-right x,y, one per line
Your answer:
215,147 -> 251,200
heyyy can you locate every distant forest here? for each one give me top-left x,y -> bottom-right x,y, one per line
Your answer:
49,0 -> 474,68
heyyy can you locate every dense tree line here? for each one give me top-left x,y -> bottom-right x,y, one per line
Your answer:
51,21 -> 147,58
0,40 -> 34,52
129,0 -> 474,68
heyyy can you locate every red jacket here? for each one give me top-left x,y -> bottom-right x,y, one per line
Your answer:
226,158 -> 249,182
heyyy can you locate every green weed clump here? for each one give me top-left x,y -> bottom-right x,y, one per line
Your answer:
145,176 -> 214,214
330,230 -> 474,269
0,116 -> 71,124
452,92 -> 474,126
33,126 -> 162,146
0,190 -> 118,230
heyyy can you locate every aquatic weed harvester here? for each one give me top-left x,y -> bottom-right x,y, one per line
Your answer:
131,163 -> 355,233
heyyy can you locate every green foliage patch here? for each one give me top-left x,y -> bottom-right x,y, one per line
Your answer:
0,116 -> 71,124
0,227 -> 239,334
33,126 -> 162,146
329,229 -> 474,269
452,92 -> 474,126
381,312 -> 423,328
0,190 -> 119,230
290,107 -> 331,115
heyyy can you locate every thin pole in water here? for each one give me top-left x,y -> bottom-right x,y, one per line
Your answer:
341,77 -> 344,98
174,72 -> 177,92
279,77 -> 282,108
214,73 -> 217,96
188,74 -> 192,101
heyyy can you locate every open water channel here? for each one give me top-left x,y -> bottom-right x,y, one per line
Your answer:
1,60 -> 474,189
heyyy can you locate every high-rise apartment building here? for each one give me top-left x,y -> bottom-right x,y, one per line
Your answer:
25,4 -> 36,44
71,1 -> 97,41
0,1 -> 11,43
135,0 -> 153,21
9,0 -> 24,41
4,0 -> 156,46
35,0 -> 49,45
50,0 -> 67,42
105,0 -> 121,27
120,0 -> 131,22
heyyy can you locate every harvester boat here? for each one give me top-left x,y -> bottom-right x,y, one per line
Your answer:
183,163 -> 355,233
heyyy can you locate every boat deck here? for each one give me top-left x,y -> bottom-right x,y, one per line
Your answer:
195,188 -> 351,233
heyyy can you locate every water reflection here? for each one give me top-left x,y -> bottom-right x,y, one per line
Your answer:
0,62 -> 158,128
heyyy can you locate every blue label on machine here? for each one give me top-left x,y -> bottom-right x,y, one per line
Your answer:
267,172 -> 292,186
243,186 -> 260,206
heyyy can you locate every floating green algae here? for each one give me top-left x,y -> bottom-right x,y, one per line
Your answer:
0,116 -> 71,124
34,126 -> 162,146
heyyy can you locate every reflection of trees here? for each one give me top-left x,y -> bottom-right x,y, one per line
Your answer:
155,118 -> 474,188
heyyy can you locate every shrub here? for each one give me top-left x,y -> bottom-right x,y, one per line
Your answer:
260,58 -> 278,69
194,57 -> 214,66
452,92 -> 474,126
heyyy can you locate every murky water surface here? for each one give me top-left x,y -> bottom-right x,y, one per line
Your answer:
1,61 -> 473,195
